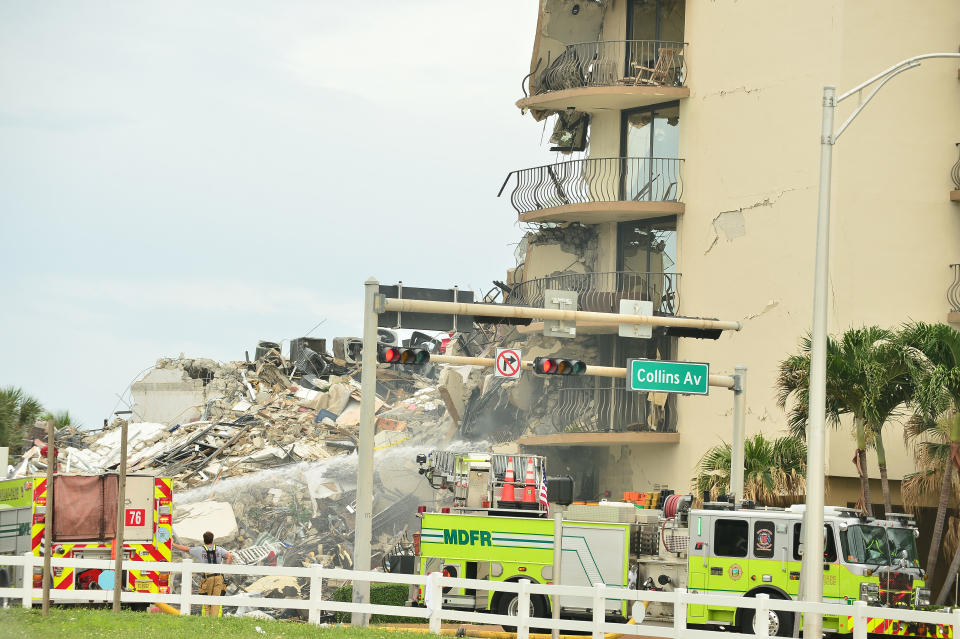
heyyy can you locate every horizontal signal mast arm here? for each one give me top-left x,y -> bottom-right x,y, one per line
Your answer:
381,297 -> 742,332
429,354 -> 737,389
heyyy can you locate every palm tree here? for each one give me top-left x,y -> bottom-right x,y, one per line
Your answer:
692,433 -> 807,506
42,410 -> 82,431
0,386 -> 44,453
902,411 -> 960,604
776,327 -> 911,515
897,322 -> 960,587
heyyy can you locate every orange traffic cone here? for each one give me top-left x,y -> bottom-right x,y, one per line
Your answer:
500,457 -> 516,506
521,457 -> 537,508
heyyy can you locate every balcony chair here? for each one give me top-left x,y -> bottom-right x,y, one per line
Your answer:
632,173 -> 662,201
646,392 -> 669,431
633,48 -> 679,86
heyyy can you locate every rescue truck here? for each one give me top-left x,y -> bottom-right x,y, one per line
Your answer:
404,451 -> 940,637
0,473 -> 173,598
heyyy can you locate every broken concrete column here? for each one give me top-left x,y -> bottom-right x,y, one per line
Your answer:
130,368 -> 205,425
437,367 -> 467,425
173,501 -> 239,544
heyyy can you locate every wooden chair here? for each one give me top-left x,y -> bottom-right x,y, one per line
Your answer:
633,48 -> 678,86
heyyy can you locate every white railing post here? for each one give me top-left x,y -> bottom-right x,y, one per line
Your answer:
755,593 -> 770,639
21,553 -> 33,609
179,559 -> 193,616
673,587 -> 687,639
592,582 -> 606,639
518,579 -> 531,639
852,600 -> 868,639
427,571 -> 442,634
308,565 -> 324,625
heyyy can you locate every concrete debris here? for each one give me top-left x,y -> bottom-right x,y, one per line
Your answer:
173,501 -> 239,544
9,338 -> 471,619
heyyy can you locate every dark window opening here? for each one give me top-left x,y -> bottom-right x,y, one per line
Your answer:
617,217 -> 677,276
715,519 -> 749,558
627,0 -> 686,42
792,523 -> 837,562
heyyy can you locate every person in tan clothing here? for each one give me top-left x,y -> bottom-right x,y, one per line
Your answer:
173,531 -> 234,617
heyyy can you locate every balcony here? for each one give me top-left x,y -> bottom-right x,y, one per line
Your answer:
949,264 -> 960,323
518,377 -> 679,448
518,40 -> 688,114
505,270 -> 679,317
498,157 -> 684,224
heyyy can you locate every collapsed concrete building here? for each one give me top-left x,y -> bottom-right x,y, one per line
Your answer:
9,338 -> 490,617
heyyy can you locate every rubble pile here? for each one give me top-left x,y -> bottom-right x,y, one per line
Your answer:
7,341 -> 487,619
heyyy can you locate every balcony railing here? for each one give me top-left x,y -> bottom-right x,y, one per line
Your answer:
949,264 -> 960,313
544,377 -> 676,434
528,40 -> 687,96
505,270 -> 679,315
951,143 -> 960,201
498,157 -> 683,215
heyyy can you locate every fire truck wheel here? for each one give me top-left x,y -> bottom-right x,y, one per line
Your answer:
497,592 -> 549,633
740,601 -> 792,638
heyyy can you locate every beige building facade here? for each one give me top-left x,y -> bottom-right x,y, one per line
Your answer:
502,0 -> 960,505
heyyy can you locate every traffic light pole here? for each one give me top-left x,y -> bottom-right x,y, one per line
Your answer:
381,297 -> 742,333
429,353 -> 737,388
730,365 -> 747,505
351,277 -> 379,627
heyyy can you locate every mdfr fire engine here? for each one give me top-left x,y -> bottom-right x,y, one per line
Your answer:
0,474 -> 173,597
404,451 -> 941,638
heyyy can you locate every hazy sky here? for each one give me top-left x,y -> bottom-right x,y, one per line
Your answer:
0,1 -> 557,428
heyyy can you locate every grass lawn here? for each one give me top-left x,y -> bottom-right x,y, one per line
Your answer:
0,607 -> 433,639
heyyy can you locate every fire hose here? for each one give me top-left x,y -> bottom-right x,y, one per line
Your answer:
381,616 -> 637,639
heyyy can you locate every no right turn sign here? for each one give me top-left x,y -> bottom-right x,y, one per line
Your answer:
495,348 -> 522,379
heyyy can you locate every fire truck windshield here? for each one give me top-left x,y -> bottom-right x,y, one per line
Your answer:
886,527 -> 920,567
840,525 -> 890,565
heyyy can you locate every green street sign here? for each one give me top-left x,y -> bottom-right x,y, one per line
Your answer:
627,358 -> 710,395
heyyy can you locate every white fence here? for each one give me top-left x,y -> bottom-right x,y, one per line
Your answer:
2,552 -> 959,639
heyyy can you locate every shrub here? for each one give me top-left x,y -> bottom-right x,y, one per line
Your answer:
330,582 -> 424,623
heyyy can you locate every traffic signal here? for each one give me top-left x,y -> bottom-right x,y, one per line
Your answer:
532,357 -> 586,375
377,345 -> 431,365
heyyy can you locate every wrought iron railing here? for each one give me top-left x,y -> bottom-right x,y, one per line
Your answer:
544,377 -> 676,434
952,143 -> 960,190
528,40 -> 687,96
505,271 -> 679,315
949,264 -> 960,313
498,157 -> 683,215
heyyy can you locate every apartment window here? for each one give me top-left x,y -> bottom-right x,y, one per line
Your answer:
621,104 -> 680,201
617,217 -> 677,274
617,217 -> 677,315
628,0 -> 685,42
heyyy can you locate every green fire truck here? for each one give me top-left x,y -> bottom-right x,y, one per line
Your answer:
406,451 -> 941,637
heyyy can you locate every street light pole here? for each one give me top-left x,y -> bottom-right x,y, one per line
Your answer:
801,83 -> 835,639
802,53 -> 960,639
